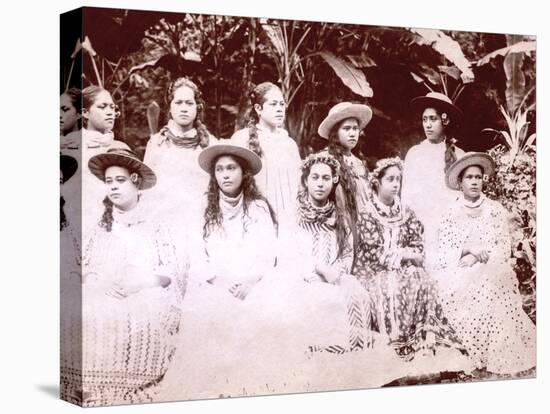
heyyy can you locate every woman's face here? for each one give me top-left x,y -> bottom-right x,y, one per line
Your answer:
306,163 -> 334,207
336,118 -> 361,151
83,90 -> 116,133
255,88 -> 286,128
377,165 -> 401,203
214,155 -> 244,197
170,85 -> 197,130
104,165 -> 139,211
422,108 -> 446,142
460,165 -> 483,201
60,93 -> 80,135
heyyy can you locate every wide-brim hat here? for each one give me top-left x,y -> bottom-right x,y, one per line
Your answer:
60,154 -> 78,184
318,102 -> 373,139
410,92 -> 463,122
198,143 -> 262,175
88,142 -> 157,190
445,152 -> 495,190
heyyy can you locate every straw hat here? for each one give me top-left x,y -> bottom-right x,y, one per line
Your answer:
198,143 -> 262,175
317,102 -> 373,139
88,143 -> 157,190
60,154 -> 78,184
410,92 -> 463,121
445,152 -> 495,190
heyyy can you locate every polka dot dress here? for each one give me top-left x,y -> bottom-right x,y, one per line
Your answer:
434,196 -> 536,374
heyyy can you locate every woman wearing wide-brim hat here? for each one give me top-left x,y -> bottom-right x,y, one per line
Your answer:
433,152 -> 536,375
76,145 -> 187,407
402,91 -> 466,272
166,142 -> 280,398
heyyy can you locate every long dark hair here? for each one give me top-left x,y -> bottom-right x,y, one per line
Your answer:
424,106 -> 459,173
167,77 -> 210,148
246,82 -> 282,157
203,154 -> 278,240
299,161 -> 350,259
326,120 -> 364,222
99,197 -> 114,232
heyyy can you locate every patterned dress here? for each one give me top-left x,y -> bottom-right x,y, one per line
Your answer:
352,192 -> 463,360
293,193 -> 374,354
79,206 -> 187,407
433,195 -> 536,374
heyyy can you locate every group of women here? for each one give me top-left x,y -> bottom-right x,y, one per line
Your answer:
60,79 -> 536,406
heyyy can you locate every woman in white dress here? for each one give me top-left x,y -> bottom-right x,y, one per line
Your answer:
79,147 -> 187,406
434,152 -> 536,375
402,92 -> 465,271
230,82 -> 302,237
143,77 -> 214,229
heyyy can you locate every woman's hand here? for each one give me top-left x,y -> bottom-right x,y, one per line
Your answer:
229,281 -> 256,300
459,253 -> 478,268
314,262 -> 340,284
401,250 -> 424,267
464,244 -> 490,264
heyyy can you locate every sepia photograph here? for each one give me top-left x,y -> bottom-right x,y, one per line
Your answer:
58,3 -> 537,407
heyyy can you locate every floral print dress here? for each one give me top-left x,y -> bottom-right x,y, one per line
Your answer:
352,192 -> 463,360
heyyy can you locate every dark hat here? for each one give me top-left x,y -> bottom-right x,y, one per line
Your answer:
411,92 -> 463,121
60,154 -> 78,184
88,144 -> 156,190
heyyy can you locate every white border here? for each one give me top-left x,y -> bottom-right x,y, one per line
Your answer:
1,1 -> 547,413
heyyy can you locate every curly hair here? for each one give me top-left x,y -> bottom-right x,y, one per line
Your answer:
299,160 -> 350,259
245,82 -> 282,157
99,197 -> 114,232
203,154 -> 278,240
326,121 -> 361,222
167,77 -> 210,148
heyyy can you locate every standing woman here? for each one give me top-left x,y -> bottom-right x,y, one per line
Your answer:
317,102 -> 373,215
402,92 -> 465,271
230,82 -> 302,234
352,157 -> 463,362
80,86 -> 126,230
60,88 -> 82,149
143,77 -> 214,225
80,146 -> 187,407
435,152 -> 536,375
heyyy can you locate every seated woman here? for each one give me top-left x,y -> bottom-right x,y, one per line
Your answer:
352,157 -> 464,362
292,152 -> 374,354
163,143 -> 279,400
435,152 -> 536,376
80,145 -> 187,407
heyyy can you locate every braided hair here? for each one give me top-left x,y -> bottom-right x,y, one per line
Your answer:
167,77 -> 210,148
246,82 -> 281,157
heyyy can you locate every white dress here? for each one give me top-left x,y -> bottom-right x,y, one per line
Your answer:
80,206 -> 187,406
433,195 -> 536,374
402,139 -> 464,271
143,120 -> 213,235
230,126 -> 302,234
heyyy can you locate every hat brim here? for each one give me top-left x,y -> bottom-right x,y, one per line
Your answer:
88,153 -> 157,190
411,96 -> 463,121
60,154 -> 78,184
446,153 -> 495,190
318,104 -> 373,139
198,144 -> 262,175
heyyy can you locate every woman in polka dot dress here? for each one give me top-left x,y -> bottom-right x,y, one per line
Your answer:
434,152 -> 536,375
